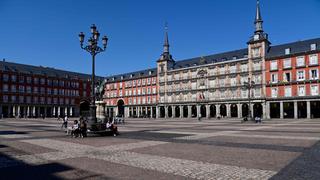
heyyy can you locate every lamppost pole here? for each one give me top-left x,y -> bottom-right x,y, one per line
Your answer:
79,24 -> 108,129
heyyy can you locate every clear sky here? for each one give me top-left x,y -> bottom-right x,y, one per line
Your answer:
1,0 -> 320,77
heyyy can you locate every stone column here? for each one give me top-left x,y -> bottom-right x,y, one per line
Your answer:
180,106 -> 183,118
13,106 -> 16,118
188,106 -> 192,118
27,106 -> 30,118
280,101 -> 284,119
262,103 -> 266,119
226,104 -> 231,118
137,107 -> 140,118
206,105 -> 210,119
156,106 -> 160,118
196,105 -> 200,118
266,102 -> 270,119
37,107 -> 40,118
307,101 -> 311,119
237,103 -> 242,118
250,103 -> 254,118
294,101 -> 298,119
44,107 -> 47,117
216,104 -> 220,117
18,106 -> 21,118
165,106 -> 168,119
171,106 -> 175,118
58,106 -> 61,117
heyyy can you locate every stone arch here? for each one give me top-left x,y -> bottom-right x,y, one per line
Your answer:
117,99 -> 125,117
220,104 -> 227,117
183,106 -> 188,118
230,104 -> 238,118
210,105 -> 216,118
242,103 -> 249,117
175,106 -> 180,118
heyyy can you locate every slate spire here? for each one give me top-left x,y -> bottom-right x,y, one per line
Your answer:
163,22 -> 169,53
254,0 -> 263,34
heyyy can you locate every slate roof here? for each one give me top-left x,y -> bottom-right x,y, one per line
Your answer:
105,68 -> 157,82
105,37 -> 320,82
266,37 -> 320,59
0,60 -> 104,81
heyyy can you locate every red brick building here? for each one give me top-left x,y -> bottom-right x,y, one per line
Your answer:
0,60 -> 100,118
103,69 -> 158,118
265,42 -> 320,119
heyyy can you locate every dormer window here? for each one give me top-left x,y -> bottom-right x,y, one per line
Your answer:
252,48 -> 260,58
193,63 -> 197,66
311,43 -> 317,51
232,56 -> 237,60
121,76 -> 124,80
112,77 -> 115,81
130,74 -> 133,78
149,71 -> 152,75
285,48 -> 291,55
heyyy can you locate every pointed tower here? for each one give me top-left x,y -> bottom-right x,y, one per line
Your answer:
157,23 -> 174,74
247,0 -> 270,119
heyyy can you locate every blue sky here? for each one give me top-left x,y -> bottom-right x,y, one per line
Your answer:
0,0 -> 319,77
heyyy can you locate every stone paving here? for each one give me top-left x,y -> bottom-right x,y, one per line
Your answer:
0,117 -> 320,179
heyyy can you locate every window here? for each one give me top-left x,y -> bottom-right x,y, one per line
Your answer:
271,88 -> 278,97
19,85 -> 25,93
283,58 -> 291,69
40,78 -> 46,85
311,43 -> 317,51
11,96 -> 16,102
11,85 -> 16,92
311,85 -> 319,96
241,64 -> 248,72
298,86 -> 305,96
297,70 -> 305,81
3,74 -> 9,82
152,87 -> 156,94
285,48 -> 291,55
296,56 -> 305,67
229,65 -> 236,73
271,73 -> 278,83
284,87 -> 292,97
270,61 -> 277,70
26,86 -> 32,93
252,48 -> 260,58
241,90 -> 248,98
3,95 -> 8,102
3,84 -> 8,92
26,96 -> 31,103
19,96 -> 24,103
11,75 -> 17,82
254,88 -> 261,97
27,77 -> 32,84
19,76 -> 24,83
310,69 -> 319,80
283,72 -> 291,82
309,54 -> 318,65
34,77 -> 39,84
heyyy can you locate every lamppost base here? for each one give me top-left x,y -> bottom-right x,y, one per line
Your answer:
87,105 -> 97,130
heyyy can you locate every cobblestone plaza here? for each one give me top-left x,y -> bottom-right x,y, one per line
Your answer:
1,118 -> 319,179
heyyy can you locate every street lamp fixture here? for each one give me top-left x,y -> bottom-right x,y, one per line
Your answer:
244,77 -> 255,121
78,24 -> 108,129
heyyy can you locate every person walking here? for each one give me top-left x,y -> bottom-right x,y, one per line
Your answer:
61,115 -> 68,130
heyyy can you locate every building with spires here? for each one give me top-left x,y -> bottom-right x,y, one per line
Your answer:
102,0 -> 320,119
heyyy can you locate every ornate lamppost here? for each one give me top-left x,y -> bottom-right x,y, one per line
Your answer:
244,77 -> 255,121
79,24 -> 108,129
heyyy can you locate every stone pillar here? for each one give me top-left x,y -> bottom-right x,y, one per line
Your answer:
188,106 -> 192,118
280,101 -> 284,119
27,106 -> 30,118
44,107 -> 47,117
262,103 -> 266,119
206,105 -> 210,119
150,107 -> 153,118
307,101 -> 311,119
171,106 -> 175,118
294,101 -> 298,119
250,103 -> 254,118
180,106 -> 183,118
137,107 -> 140,118
196,105 -> 200,118
156,106 -> 160,118
266,102 -> 270,119
65,107 -> 68,117
13,106 -> 16,118
52,107 -> 55,117
33,106 -> 36,117
216,104 -> 220,117
226,104 -> 231,118
70,107 -> 73,117
18,106 -> 21,117
237,103 -> 242,118
165,106 -> 168,119
58,106 -> 61,117
8,106 -> 12,118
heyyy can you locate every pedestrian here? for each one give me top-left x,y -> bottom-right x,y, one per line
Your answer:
80,119 -> 87,138
106,118 -> 119,136
61,115 -> 68,130
71,120 -> 80,138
